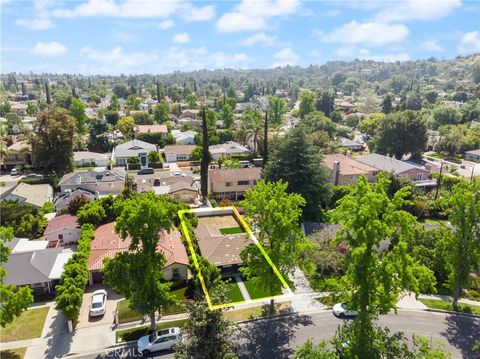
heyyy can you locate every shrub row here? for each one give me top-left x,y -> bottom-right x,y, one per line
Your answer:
55,223 -> 94,326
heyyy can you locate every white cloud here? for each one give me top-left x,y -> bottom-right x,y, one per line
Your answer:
77,46 -> 249,75
216,0 -> 300,33
319,21 -> 409,47
421,40 -> 444,52
272,47 -> 299,67
16,0 -> 55,30
16,17 -> 55,29
172,33 -> 190,44
181,4 -> 215,21
32,41 -> 67,55
158,20 -> 175,30
241,32 -> 276,46
51,0 -> 204,19
376,0 -> 461,23
458,31 -> 480,54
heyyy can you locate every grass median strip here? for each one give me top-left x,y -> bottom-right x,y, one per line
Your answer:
0,347 -> 27,359
1,307 -> 49,343
419,298 -> 480,315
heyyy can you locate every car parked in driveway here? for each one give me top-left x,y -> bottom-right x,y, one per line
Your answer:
10,168 -> 18,176
22,173 -> 44,180
89,289 -> 107,317
137,168 -> 154,175
137,327 -> 182,356
333,303 -> 358,318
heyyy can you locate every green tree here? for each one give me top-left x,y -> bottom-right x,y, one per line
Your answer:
131,111 -> 152,125
190,146 -> 203,161
174,284 -> 237,359
316,91 -> 335,117
26,101 -> 38,116
374,110 -> 427,159
221,103 -> 234,129
382,93 -> 394,114
445,179 -> 480,310
45,82 -> 51,105
147,150 -> 161,164
117,116 -> 136,139
0,100 -> 11,116
268,96 -> 287,126
154,101 -> 169,124
112,84 -> 130,99
70,97 -> 88,134
77,200 -> 107,227
433,106 -> 461,127
263,127 -> 331,221
68,195 -> 92,215
241,108 -> 263,152
240,180 -> 305,309
185,93 -> 198,109
425,91 -> 438,104
330,175 -> 436,358
200,108 -> 210,200
126,95 -> 141,110
31,106 -> 76,175
88,118 -> 110,152
105,110 -> 119,126
299,91 -> 316,119
108,94 -> 120,111
103,193 -> 181,331
0,227 -> 34,327
473,63 -> 480,84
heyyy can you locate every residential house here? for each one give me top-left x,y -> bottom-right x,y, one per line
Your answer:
181,109 -> 199,119
9,102 -> 28,115
1,182 -> 53,208
340,138 -> 364,152
6,237 -> 52,253
322,154 -> 379,185
88,222 -> 189,284
136,124 -> 168,138
4,247 -> 74,294
356,154 -> 431,182
209,141 -> 251,161
113,139 -> 157,168
171,129 -> 197,145
44,214 -> 81,244
234,102 -> 260,114
54,188 -> 98,211
163,145 -> 197,163
177,117 -> 201,128
133,171 -> 200,204
2,141 -> 31,169
58,169 -> 125,195
209,167 -> 261,199
73,151 -> 109,168
465,149 -> 480,162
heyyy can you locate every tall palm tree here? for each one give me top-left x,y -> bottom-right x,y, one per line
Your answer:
241,108 -> 263,153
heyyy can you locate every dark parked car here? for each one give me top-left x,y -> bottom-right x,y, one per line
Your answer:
137,168 -> 154,175
22,173 -> 44,180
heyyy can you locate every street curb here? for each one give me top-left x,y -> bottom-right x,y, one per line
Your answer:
424,308 -> 480,318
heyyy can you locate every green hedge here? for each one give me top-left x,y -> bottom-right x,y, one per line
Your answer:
55,224 -> 95,325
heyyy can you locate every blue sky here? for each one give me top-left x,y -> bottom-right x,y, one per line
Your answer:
1,0 -> 479,75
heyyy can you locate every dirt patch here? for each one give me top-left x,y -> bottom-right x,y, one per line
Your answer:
198,215 -> 240,229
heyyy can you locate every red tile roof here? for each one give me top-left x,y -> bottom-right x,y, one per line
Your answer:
209,167 -> 261,183
88,222 -> 189,271
323,154 -> 379,176
136,125 -> 168,134
45,214 -> 79,234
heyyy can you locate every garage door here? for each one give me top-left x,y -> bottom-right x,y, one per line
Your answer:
91,271 -> 104,284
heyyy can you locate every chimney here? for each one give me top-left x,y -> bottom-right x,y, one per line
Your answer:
333,161 -> 340,186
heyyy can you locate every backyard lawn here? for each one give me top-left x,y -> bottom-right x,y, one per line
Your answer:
219,227 -> 244,235
0,348 -> 27,359
1,307 -> 49,343
419,298 -> 480,315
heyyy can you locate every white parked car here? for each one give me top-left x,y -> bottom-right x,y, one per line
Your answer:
333,303 -> 358,318
10,168 -> 18,176
89,289 -> 107,317
137,327 -> 182,356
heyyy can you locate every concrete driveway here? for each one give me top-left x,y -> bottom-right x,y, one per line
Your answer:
76,284 -> 122,329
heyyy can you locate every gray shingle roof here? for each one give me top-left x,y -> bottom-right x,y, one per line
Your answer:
356,154 -> 426,174
114,140 -> 156,158
59,170 -> 125,186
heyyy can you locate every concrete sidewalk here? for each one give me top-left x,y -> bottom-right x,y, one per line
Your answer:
419,294 -> 480,306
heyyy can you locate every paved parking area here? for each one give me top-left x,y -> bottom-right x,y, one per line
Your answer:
76,284 -> 122,329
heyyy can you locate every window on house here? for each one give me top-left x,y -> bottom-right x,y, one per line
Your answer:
172,268 -> 180,279
226,182 -> 233,187
238,180 -> 250,186
58,234 -> 63,240
415,173 -> 423,181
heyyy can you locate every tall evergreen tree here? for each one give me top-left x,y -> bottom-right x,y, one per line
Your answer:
45,82 -> 51,105
200,108 -> 210,201
382,94 -> 393,114
262,127 -> 331,220
263,111 -> 268,166
156,82 -> 161,103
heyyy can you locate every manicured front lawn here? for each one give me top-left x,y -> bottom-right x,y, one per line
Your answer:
1,307 -> 49,343
219,227 -> 244,235
224,301 -> 291,322
116,319 -> 187,343
419,298 -> 480,315
223,280 -> 245,303
243,277 -> 283,300
117,282 -> 192,323
0,347 -> 27,359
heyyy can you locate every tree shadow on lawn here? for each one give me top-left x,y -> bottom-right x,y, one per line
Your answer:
238,305 -> 313,359
441,313 -> 480,358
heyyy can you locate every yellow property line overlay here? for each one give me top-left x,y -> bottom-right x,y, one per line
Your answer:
178,206 -> 292,310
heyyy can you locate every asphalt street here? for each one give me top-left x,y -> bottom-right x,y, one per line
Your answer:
71,309 -> 480,359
